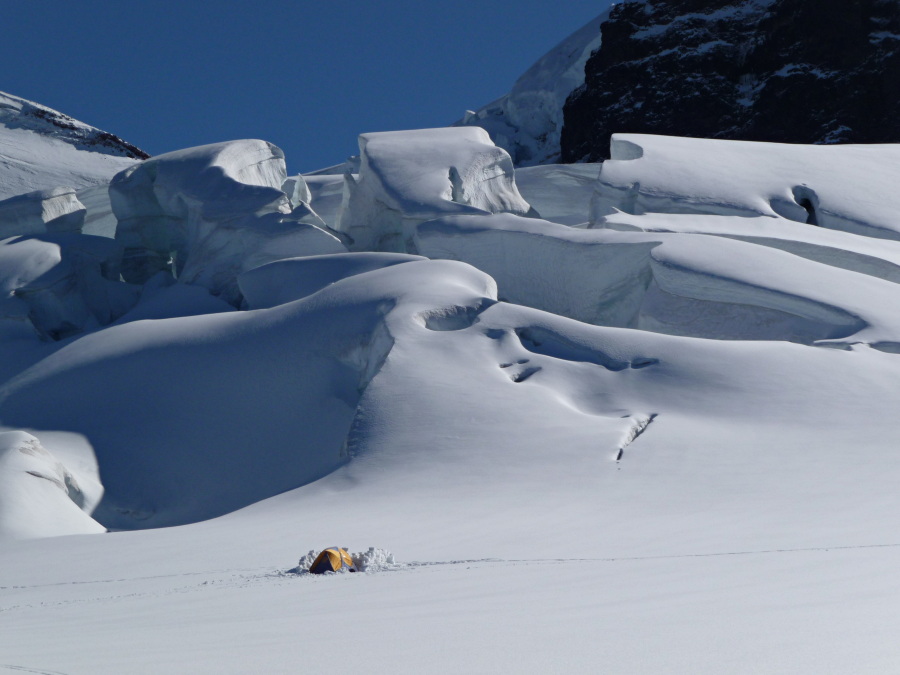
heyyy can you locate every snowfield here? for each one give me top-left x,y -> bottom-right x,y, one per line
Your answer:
1,112 -> 900,672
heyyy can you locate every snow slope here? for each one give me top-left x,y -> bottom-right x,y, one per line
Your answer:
2,122 -> 900,673
455,11 -> 608,166
0,91 -> 144,200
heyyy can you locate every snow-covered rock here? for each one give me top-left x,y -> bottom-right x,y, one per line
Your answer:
562,0 -> 900,161
0,187 -> 86,238
0,90 -> 145,200
336,127 -> 535,252
456,12 -> 608,165
592,134 -> 900,242
110,140 -> 346,304
0,430 -> 104,540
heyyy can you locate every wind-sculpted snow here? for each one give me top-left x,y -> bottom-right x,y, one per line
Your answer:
7,119 -> 900,671
0,430 -> 104,540
0,234 -> 139,341
110,140 -> 346,304
415,213 -> 656,327
0,258 -> 497,529
0,187 -> 86,237
593,134 -> 900,242
336,128 -> 535,253
602,211 -> 900,287
415,213 -> 900,347
239,252 -> 425,310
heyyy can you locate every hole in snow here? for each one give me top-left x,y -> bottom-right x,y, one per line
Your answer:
792,186 -> 819,226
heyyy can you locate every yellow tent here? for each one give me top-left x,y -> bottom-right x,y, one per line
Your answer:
309,547 -> 357,574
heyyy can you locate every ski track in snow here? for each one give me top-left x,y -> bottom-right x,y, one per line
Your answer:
4,541 -> 900,617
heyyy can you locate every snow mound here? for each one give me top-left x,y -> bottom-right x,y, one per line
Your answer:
593,134 -> 900,242
0,187 -> 86,237
0,430 -> 105,540
456,12 -> 608,166
0,258 -> 498,528
110,140 -> 345,304
296,547 -> 401,574
238,252 -> 425,310
336,127 -> 535,253
352,547 -> 400,572
0,91 -> 143,200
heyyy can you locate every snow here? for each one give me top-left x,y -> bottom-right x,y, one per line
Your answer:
594,133 -> 900,241
4,89 -> 900,671
456,11 -> 608,165
0,187 -> 85,237
513,162 -> 600,225
110,140 -> 345,304
336,127 -> 535,252
0,430 -> 104,540
0,233 -> 138,341
0,91 -> 140,200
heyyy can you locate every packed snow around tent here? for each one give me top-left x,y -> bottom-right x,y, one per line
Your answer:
2,107 -> 900,671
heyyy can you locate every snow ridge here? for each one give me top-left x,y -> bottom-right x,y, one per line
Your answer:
0,91 -> 148,160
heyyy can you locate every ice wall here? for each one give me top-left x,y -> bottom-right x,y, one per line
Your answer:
110,140 -> 345,305
336,127 -> 535,253
0,234 -> 139,341
0,187 -> 86,238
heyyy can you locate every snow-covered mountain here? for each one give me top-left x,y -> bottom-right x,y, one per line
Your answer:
2,15 -> 900,669
454,11 -> 607,166
0,91 -> 146,200
563,0 -> 900,161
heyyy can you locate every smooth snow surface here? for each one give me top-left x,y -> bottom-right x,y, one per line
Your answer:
3,117 -> 900,672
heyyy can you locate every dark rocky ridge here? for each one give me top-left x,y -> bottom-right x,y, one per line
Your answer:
561,0 -> 900,162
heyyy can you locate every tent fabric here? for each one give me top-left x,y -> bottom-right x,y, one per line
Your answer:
309,547 -> 357,574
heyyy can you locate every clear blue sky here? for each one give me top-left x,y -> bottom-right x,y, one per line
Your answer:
2,1 -> 611,173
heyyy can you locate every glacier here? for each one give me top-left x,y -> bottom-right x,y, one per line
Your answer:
2,62 -> 900,673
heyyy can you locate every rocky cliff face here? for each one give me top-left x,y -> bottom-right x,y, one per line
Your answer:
561,0 -> 900,162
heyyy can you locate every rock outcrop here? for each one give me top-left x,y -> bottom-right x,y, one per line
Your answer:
562,0 -> 900,161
